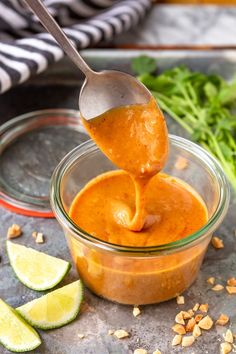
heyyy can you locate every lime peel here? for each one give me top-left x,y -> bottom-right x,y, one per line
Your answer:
17,280 -> 83,330
7,241 -> 71,291
0,298 -> 41,352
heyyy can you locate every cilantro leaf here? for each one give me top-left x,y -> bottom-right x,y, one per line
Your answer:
131,55 -> 157,76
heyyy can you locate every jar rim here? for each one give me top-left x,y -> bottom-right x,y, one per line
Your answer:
50,135 -> 230,255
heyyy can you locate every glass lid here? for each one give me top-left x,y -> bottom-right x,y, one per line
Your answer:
0,109 -> 88,217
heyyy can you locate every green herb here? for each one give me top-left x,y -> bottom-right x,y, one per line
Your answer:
132,56 -> 236,191
131,55 -> 157,76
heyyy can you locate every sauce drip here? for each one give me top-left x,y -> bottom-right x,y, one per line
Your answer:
82,97 -> 168,231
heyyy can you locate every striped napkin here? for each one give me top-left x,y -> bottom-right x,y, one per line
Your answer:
0,0 -> 151,93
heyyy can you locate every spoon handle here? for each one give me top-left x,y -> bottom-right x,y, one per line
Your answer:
24,0 -> 94,77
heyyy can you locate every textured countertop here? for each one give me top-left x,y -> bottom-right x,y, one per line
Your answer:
114,5 -> 236,47
0,50 -> 236,354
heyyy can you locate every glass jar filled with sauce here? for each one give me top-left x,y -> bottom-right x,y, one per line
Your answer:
50,135 -> 229,305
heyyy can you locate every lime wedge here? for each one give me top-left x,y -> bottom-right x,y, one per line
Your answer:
0,299 -> 41,352
7,241 -> 71,291
17,280 -> 83,330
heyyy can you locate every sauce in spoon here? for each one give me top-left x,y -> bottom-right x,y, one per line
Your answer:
82,97 -> 168,231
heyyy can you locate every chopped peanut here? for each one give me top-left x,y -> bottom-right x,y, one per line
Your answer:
198,315 -> 213,330
226,286 -> 236,294
181,311 -> 191,320
186,318 -> 196,332
175,312 -> 185,324
195,314 -> 203,323
133,306 -> 141,317
207,277 -> 215,285
172,334 -> 182,346
182,335 -> 195,347
35,232 -> 44,244
187,309 -> 194,318
134,349 -> 148,354
108,330 -> 114,335
176,295 -> 185,305
175,156 -> 188,170
113,330 -> 129,339
172,324 -> 186,335
224,329 -> 234,343
216,314 -> 229,326
193,303 -> 200,312
212,284 -> 224,291
227,278 -> 236,286
152,350 -> 162,354
32,231 -> 37,238
77,333 -> 85,339
193,324 -> 201,338
220,342 -> 232,354
7,224 -> 22,239
199,304 -> 209,313
211,236 -> 224,249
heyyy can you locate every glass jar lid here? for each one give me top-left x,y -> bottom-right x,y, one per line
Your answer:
0,109 -> 88,217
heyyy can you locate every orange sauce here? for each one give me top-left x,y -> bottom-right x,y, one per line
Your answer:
82,97 -> 168,178
70,171 -> 207,247
82,97 -> 169,231
68,97 -> 208,304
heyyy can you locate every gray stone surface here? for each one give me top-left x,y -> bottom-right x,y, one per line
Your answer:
0,50 -> 236,354
114,5 -> 236,46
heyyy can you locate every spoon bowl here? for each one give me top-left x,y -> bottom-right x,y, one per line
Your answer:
79,70 -> 151,120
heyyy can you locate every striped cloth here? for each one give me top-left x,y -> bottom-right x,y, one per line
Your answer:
0,0 -> 151,93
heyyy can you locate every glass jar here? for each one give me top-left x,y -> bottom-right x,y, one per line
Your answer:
0,109 -> 87,217
50,135 -> 230,305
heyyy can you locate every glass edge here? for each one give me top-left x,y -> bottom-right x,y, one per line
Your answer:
0,108 -> 81,135
0,108 -> 82,215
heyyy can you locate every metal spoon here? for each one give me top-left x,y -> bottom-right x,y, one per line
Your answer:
24,0 -> 151,120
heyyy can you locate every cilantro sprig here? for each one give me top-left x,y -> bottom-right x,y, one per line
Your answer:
132,56 -> 236,191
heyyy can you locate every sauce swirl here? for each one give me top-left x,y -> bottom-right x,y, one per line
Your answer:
82,97 -> 169,231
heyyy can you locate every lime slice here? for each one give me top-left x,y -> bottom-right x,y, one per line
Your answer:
7,241 -> 71,291
17,280 -> 83,330
0,298 -> 41,352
